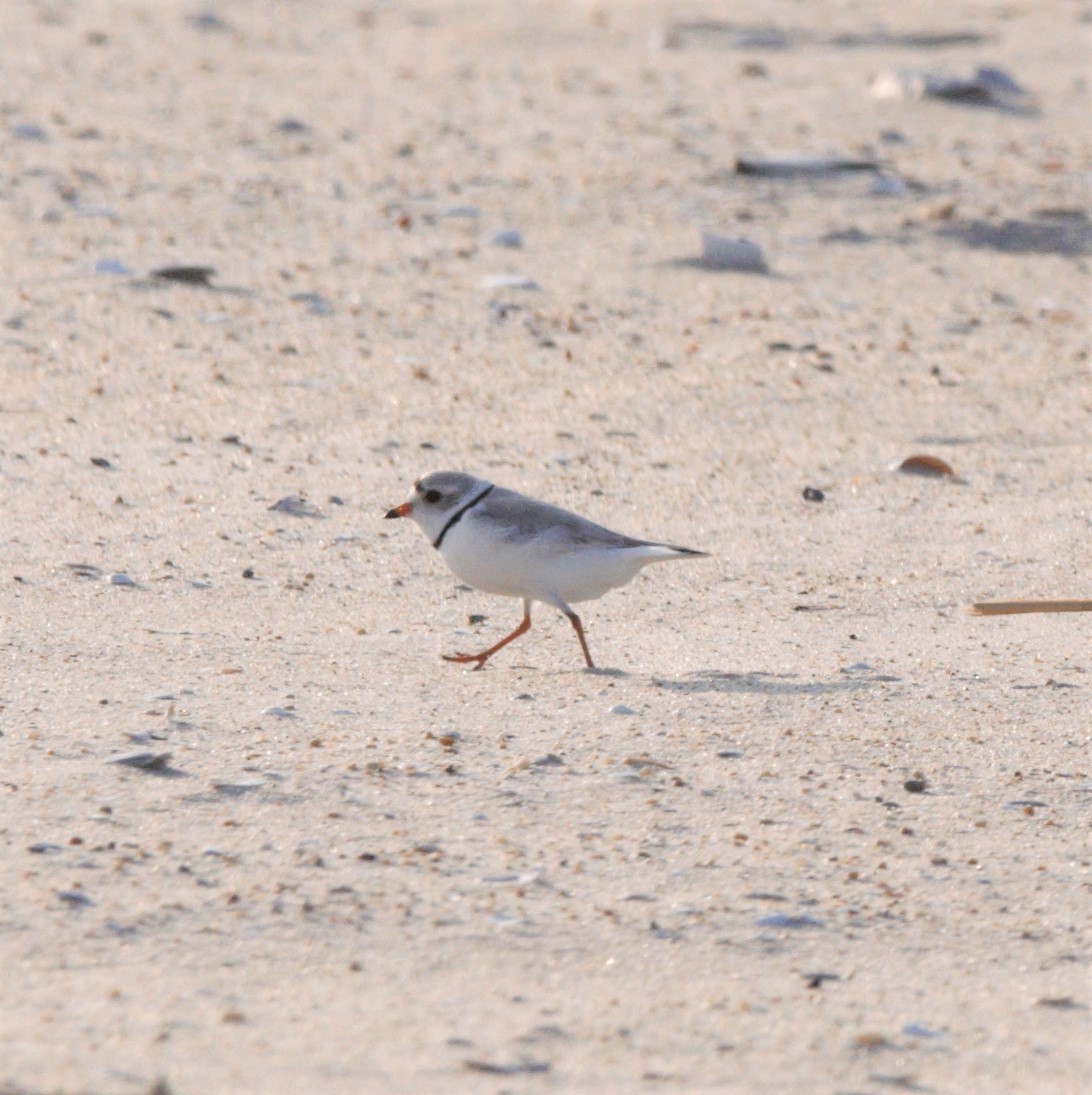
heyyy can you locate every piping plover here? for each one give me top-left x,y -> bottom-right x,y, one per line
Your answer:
384,471 -> 709,669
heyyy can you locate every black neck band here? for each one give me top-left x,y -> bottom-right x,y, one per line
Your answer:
433,485 -> 494,550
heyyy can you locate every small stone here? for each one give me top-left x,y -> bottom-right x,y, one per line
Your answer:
805,972 -> 840,989
902,1022 -> 942,1038
65,563 -> 103,580
58,889 -> 94,907
870,174 -> 909,197
609,704 -> 635,715
489,228 -> 524,248
698,232 -> 768,273
268,495 -> 323,518
481,274 -> 539,291
152,265 -> 216,287
289,292 -> 334,316
756,912 -> 823,929
189,11 -> 232,32
1036,996 -> 1083,1010
94,259 -> 134,276
464,1059 -> 550,1076
13,122 -> 48,141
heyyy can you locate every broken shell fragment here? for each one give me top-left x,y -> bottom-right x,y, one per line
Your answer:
736,153 -> 878,177
896,454 -> 956,478
107,750 -> 173,770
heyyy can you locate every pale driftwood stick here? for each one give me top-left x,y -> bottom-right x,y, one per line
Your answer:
971,600 -> 1092,616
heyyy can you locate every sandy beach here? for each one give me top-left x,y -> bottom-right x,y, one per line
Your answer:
1,1 -> 1089,1092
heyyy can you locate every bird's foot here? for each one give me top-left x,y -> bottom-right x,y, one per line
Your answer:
442,652 -> 490,671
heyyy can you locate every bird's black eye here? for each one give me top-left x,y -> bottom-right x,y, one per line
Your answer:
424,489 -> 442,504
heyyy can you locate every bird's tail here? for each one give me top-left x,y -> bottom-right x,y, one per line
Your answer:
638,543 -> 710,563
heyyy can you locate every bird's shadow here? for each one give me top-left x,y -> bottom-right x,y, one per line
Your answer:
652,668 -> 899,695
501,663 -> 631,678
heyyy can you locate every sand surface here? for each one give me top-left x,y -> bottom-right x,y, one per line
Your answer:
1,1 -> 1089,1092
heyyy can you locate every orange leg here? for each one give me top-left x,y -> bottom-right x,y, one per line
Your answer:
443,601 -> 532,670
565,610 -> 595,669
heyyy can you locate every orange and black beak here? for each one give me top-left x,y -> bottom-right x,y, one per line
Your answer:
384,501 -> 412,519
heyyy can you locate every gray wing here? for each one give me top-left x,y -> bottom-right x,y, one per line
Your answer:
470,487 -> 652,550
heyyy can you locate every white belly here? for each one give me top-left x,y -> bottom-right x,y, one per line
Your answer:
439,521 -> 649,605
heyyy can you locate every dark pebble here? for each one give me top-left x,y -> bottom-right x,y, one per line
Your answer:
268,494 -> 322,518
58,889 -> 94,907
756,912 -> 822,929
152,265 -> 216,287
464,1060 -> 550,1076
805,972 -> 840,989
189,11 -> 232,33
13,122 -> 48,141
65,563 -> 104,579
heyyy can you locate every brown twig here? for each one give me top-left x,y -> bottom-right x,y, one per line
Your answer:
971,600 -> 1092,616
